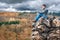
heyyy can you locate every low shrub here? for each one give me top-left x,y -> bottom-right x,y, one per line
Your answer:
0,21 -> 20,26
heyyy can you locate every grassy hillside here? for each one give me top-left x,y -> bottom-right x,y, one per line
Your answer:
0,12 -> 60,40
0,12 -> 35,40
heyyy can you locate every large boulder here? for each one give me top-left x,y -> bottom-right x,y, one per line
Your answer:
53,18 -> 60,27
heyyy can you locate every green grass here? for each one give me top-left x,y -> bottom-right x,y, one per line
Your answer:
0,21 -> 20,26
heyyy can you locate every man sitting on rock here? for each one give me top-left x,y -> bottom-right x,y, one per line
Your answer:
32,4 -> 48,27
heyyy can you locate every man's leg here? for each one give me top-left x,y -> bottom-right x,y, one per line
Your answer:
34,13 -> 43,22
32,13 -> 43,27
42,14 -> 48,19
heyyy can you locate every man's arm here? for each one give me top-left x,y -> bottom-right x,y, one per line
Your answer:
43,10 -> 48,15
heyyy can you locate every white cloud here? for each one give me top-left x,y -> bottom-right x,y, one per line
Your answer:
48,4 -> 60,11
0,2 -> 17,12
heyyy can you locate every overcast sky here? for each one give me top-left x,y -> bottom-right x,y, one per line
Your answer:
0,0 -> 60,12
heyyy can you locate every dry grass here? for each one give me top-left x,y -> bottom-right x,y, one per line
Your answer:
0,12 -> 18,17
0,12 -> 33,40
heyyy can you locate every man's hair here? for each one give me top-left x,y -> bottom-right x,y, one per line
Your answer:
42,4 -> 46,7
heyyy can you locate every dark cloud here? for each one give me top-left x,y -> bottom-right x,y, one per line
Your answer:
0,0 -> 60,12
0,0 -> 33,3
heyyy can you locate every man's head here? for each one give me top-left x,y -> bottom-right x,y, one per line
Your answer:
42,4 -> 46,10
